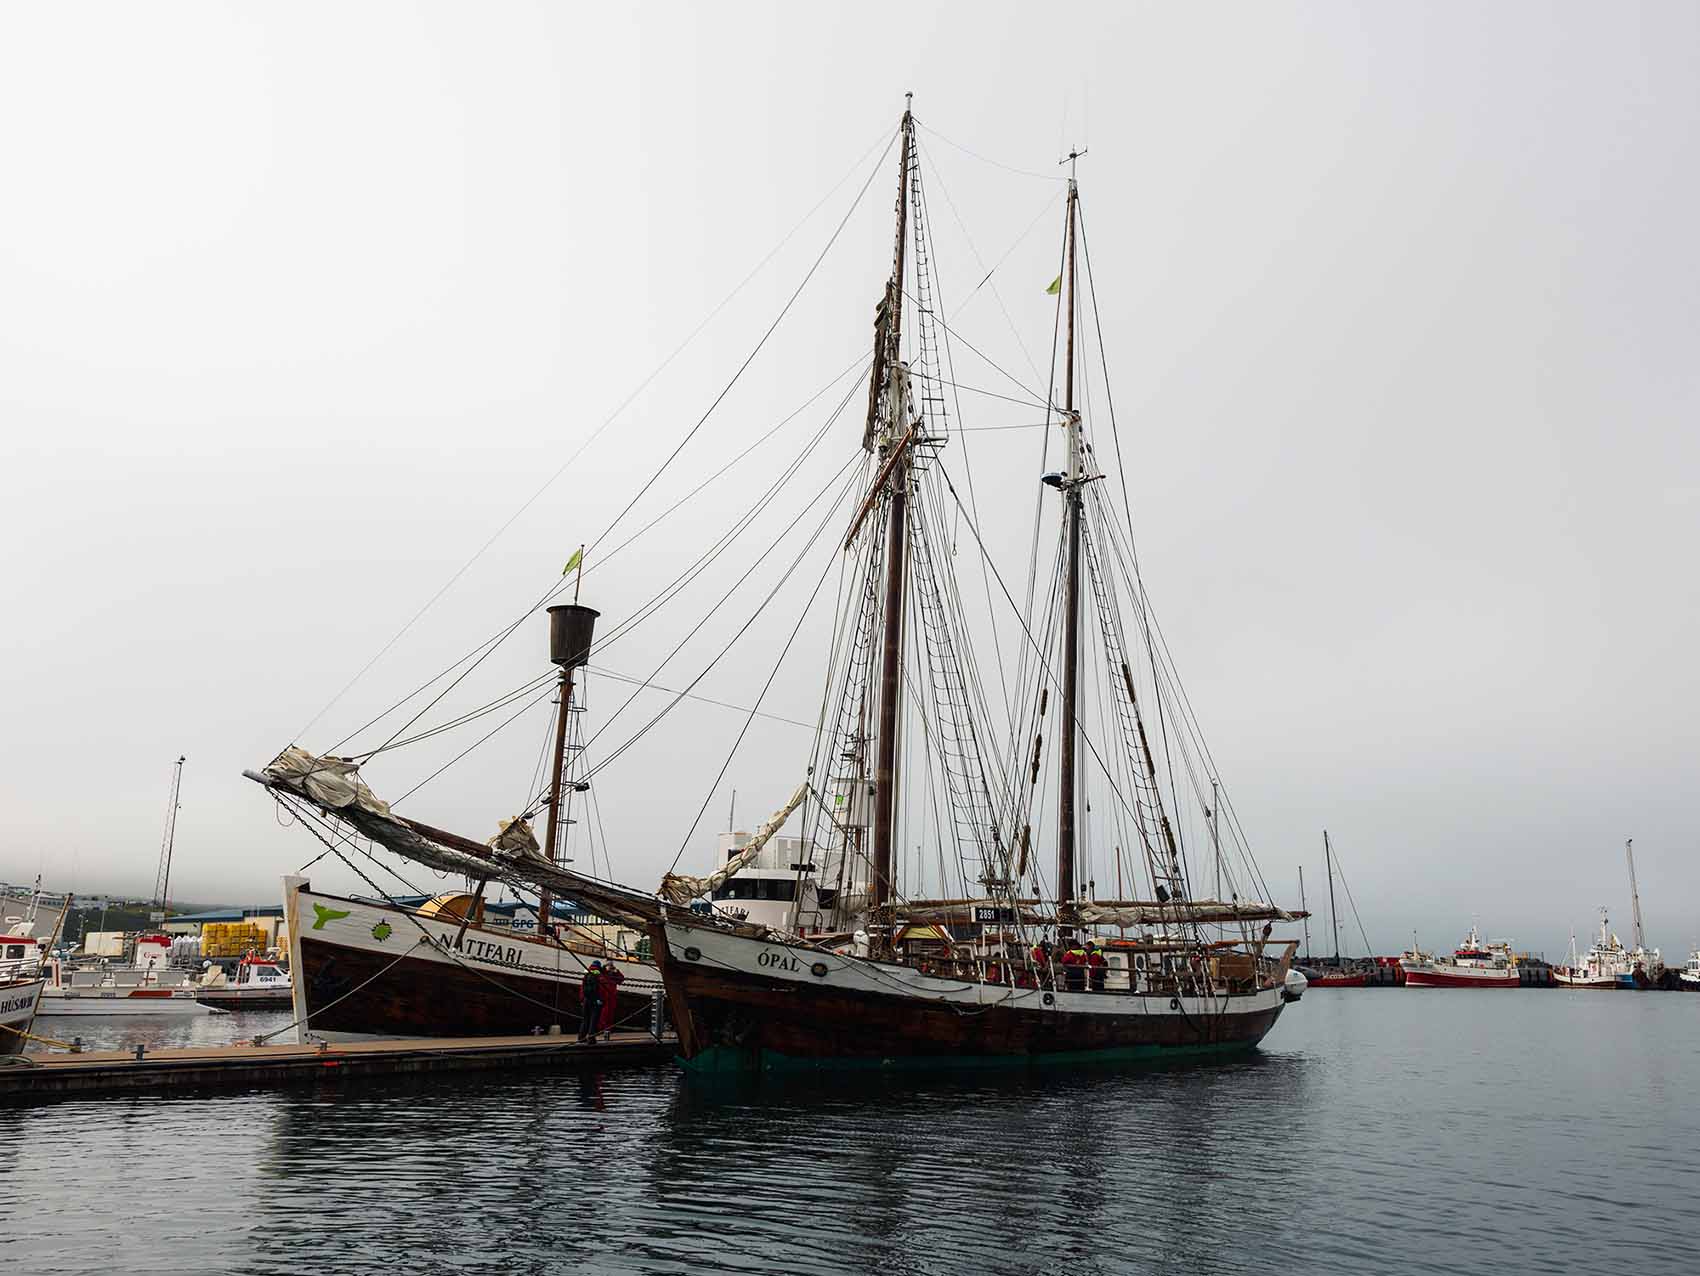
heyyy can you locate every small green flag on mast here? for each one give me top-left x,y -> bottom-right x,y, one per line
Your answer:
563,544 -> 586,603
1045,275 -> 1062,295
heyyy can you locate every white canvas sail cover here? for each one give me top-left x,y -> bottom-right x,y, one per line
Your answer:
488,815 -> 540,857
262,746 -> 392,818
251,747 -> 665,928
658,783 -> 808,905
894,898 -> 1304,927
1076,900 -> 1302,927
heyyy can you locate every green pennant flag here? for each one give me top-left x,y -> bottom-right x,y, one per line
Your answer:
1045,275 -> 1062,295
561,547 -> 583,576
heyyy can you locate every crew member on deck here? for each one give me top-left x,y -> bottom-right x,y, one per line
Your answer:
1086,940 -> 1108,992
1061,941 -> 1088,992
578,961 -> 603,1042
1029,937 -> 1054,988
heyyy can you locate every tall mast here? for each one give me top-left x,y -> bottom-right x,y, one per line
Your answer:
536,604 -> 598,941
1324,830 -> 1341,963
152,755 -> 186,928
1057,158 -> 1083,931
1625,838 -> 1645,952
868,98 -> 914,944
1210,778 -> 1221,900
1299,865 -> 1311,962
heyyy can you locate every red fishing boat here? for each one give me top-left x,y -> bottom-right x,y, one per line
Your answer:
1399,926 -> 1520,988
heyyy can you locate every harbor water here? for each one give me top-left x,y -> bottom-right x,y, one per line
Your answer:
4,993 -> 1696,1274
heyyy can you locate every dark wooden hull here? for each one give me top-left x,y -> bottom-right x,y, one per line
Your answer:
298,937 -> 655,1040
654,921 -> 1286,1072
195,990 -> 293,1011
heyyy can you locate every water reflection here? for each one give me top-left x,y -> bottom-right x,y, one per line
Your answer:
3,996 -> 1697,1275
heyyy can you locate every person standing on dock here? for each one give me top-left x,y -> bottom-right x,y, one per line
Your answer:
578,962 -> 603,1042
598,960 -> 625,1040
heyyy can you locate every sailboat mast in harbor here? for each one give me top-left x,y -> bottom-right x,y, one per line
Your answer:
1325,829 -> 1341,964
150,755 -> 186,927
1056,154 -> 1083,933
1299,865 -> 1311,963
536,603 -> 598,935
867,94 -> 914,955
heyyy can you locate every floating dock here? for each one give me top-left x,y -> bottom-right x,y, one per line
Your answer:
0,1031 -> 675,1102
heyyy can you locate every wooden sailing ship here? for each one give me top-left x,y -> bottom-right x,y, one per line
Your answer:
253,606 -> 659,1042
646,103 -> 1302,1069
250,98 -> 1305,1068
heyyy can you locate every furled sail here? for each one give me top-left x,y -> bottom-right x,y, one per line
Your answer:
263,746 -> 392,817
893,897 -> 1306,927
488,815 -> 539,856
657,783 -> 808,905
247,748 -> 663,928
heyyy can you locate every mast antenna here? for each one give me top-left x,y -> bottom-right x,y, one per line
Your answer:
151,756 -> 186,928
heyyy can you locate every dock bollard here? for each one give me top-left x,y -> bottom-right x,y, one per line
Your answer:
133,1044 -> 145,1061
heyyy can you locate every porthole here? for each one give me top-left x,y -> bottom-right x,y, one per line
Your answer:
810,961 -> 830,978
1042,991 -> 1055,1006
683,946 -> 702,962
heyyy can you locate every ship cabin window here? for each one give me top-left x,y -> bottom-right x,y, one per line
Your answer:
711,879 -> 799,902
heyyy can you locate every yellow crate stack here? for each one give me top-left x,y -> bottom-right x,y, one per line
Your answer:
202,921 -> 266,957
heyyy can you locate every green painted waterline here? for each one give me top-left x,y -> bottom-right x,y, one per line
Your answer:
680,1037 -> 1264,1075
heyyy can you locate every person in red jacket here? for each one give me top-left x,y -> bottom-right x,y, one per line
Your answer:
1029,937 -> 1055,988
1060,941 -> 1088,993
1086,940 -> 1109,992
597,960 -> 626,1040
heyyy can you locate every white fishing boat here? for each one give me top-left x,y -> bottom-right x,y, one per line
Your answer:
1,912 -> 52,1056
1680,949 -> 1700,991
194,953 -> 293,1011
1554,842 -> 1663,989
40,934 -> 223,1017
1554,911 -> 1632,989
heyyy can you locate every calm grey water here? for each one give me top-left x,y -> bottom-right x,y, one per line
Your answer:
4,993 -> 1697,1275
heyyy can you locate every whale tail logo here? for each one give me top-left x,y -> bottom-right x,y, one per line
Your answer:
311,903 -> 351,930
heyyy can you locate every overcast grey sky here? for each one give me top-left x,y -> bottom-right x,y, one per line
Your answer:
2,3 -> 1695,960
